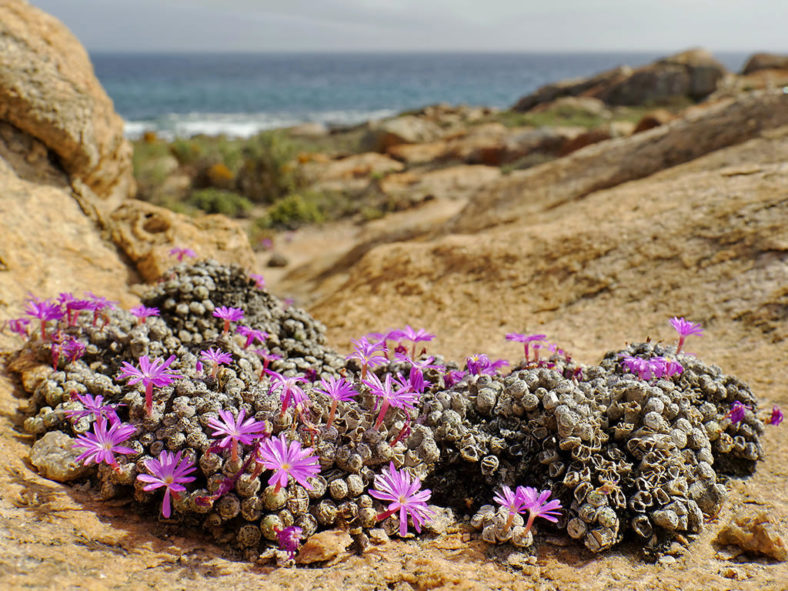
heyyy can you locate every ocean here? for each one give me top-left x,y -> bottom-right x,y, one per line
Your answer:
91,52 -> 749,139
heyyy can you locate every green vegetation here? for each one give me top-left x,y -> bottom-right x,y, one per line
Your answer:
187,188 -> 253,218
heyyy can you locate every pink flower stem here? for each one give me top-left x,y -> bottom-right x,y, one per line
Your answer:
374,400 -> 390,430
326,400 -> 337,429
523,511 -> 536,535
144,382 -> 154,416
223,320 -> 230,334
676,336 -> 686,355
376,508 -> 398,523
504,512 -> 515,531
231,441 -> 238,463
40,321 -> 47,341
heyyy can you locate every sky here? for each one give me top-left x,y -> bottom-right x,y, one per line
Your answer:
30,0 -> 788,53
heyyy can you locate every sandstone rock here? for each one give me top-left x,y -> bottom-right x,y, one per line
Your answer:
715,510 -> 787,561
308,153 -> 404,182
633,109 -> 676,133
512,49 -> 727,111
0,0 -> 134,216
0,123 -> 137,352
109,200 -> 255,282
451,90 -> 788,234
512,66 -> 632,112
29,431 -> 94,482
531,96 -> 609,117
288,122 -> 329,137
742,53 -> 788,75
387,141 -> 451,165
363,116 -> 444,152
295,530 -> 352,564
380,165 -> 501,203
559,127 -> 612,156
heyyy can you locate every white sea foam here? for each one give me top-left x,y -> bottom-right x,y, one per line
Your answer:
124,109 -> 397,139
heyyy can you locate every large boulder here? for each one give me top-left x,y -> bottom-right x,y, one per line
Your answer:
742,53 -> 788,75
363,115 -> 444,152
0,0 -> 134,216
512,49 -> 728,111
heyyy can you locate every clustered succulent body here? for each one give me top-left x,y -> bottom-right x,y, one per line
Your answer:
7,260 -> 780,564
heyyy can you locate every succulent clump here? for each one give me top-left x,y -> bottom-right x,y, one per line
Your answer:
8,260 -> 778,563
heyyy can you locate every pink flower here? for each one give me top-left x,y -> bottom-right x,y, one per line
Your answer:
670,317 -> 703,354
25,296 -> 63,340
65,392 -> 119,423
137,450 -> 197,518
255,433 -> 320,492
466,354 -> 509,376
727,401 -> 749,424
199,347 -> 233,378
387,326 -> 435,358
769,406 -> 783,426
130,305 -> 160,324
505,332 -> 547,363
267,371 -> 309,417
493,484 -> 531,530
249,273 -> 266,289
236,325 -> 267,349
58,293 -> 93,326
363,372 -> 419,430
62,338 -> 86,364
213,306 -> 245,334
370,462 -> 434,537
207,408 -> 267,461
117,355 -> 183,416
276,525 -> 302,560
6,317 -> 30,339
444,369 -> 467,388
254,349 -> 282,379
84,293 -> 117,327
314,375 -> 358,429
518,486 -> 562,534
169,247 -> 197,262
73,417 -> 136,468
347,337 -> 388,379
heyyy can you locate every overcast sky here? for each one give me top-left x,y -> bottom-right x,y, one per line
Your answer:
30,0 -> 788,53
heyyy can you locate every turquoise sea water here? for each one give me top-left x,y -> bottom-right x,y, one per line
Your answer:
91,51 -> 748,138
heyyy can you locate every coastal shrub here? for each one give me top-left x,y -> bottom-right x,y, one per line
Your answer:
187,188 -> 253,218
255,192 -> 324,229
236,132 -> 305,203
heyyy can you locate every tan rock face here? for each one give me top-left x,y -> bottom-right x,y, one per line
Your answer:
109,200 -> 256,282
0,0 -> 134,211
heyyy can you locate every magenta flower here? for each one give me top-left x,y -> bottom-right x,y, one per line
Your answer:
363,372 -> 419,430
254,349 -> 282,379
494,484 -> 531,530
370,462 -> 434,537
727,401 -> 749,424
199,347 -> 233,378
85,292 -> 117,327
347,337 -> 388,379
137,450 -> 197,518
58,293 -> 93,326
670,317 -> 703,354
259,237 -> 273,251
267,371 -> 309,417
169,247 -> 197,262
73,417 -> 136,468
65,392 -> 119,423
236,325 -> 267,349
117,355 -> 183,416
466,354 -> 509,376
770,406 -> 784,426
63,338 -> 86,364
620,355 -> 662,381
519,486 -> 562,534
250,273 -> 266,289
255,433 -> 320,493
276,525 -> 303,560
395,367 -> 431,395
505,332 -> 547,363
213,306 -> 245,334
25,296 -> 64,340
444,369 -> 467,388
314,376 -> 358,429
130,305 -> 160,324
388,326 -> 435,358
6,317 -> 30,339
207,408 -> 268,462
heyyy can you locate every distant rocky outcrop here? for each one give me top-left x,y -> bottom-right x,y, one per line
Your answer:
0,0 -> 255,287
741,53 -> 788,75
513,49 -> 728,112
454,90 -> 787,233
